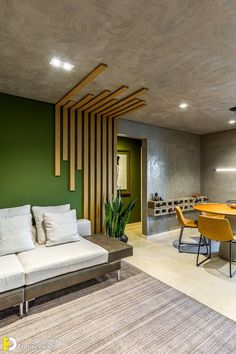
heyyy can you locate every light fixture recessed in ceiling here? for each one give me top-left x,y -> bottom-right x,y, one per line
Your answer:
50,57 -> 74,71
179,102 -> 188,109
229,120 -> 236,124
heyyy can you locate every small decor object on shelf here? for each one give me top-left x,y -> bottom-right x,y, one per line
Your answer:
226,200 -> 236,209
105,190 -> 136,243
151,192 -> 164,201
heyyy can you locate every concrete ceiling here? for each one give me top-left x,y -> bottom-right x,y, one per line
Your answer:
1,0 -> 236,135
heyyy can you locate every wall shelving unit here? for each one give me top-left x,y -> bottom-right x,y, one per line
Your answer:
148,196 -> 208,217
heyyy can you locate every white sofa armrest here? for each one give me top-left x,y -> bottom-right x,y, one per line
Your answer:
77,219 -> 91,237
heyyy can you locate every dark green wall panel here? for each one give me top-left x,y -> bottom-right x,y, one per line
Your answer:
0,93 -> 83,216
117,136 -> 141,223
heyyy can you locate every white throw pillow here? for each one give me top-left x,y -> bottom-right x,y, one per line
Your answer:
0,205 -> 31,217
44,209 -> 80,247
32,204 -> 70,244
0,214 -> 35,256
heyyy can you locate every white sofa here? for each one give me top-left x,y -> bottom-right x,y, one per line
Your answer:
0,217 -> 132,317
0,218 -> 100,316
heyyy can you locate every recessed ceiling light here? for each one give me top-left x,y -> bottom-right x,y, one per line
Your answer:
229,120 -> 236,124
179,103 -> 188,109
63,62 -> 74,71
50,57 -> 61,67
50,57 -> 74,71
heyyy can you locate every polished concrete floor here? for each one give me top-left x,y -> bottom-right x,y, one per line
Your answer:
125,222 -> 236,321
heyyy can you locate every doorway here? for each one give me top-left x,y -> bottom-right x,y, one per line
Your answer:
117,136 -> 142,224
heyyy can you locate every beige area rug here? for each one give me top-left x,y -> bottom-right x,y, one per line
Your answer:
1,262 -> 236,353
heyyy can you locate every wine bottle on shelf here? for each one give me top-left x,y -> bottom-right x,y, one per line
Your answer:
174,201 -> 179,205
154,193 -> 160,201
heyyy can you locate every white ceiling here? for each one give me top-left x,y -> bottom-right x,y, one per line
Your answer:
1,0 -> 236,134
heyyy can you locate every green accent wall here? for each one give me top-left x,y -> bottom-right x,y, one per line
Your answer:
117,136 -> 141,223
0,93 -> 83,216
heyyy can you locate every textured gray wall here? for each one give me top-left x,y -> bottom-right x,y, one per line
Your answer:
118,119 -> 201,236
201,129 -> 236,202
201,129 -> 236,231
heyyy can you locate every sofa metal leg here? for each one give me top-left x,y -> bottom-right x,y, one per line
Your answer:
19,303 -> 24,318
25,300 -> 29,315
117,269 -> 121,282
25,298 -> 35,315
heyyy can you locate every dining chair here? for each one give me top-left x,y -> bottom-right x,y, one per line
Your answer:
197,215 -> 236,277
176,206 -> 200,253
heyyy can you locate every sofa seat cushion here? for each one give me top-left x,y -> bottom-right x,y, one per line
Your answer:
0,254 -> 24,292
17,238 -> 108,285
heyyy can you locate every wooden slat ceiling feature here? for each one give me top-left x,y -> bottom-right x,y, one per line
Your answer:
107,100 -> 145,117
100,88 -> 148,115
111,103 -> 146,118
62,101 -> 74,161
78,90 -> 111,111
91,99 -> 118,114
56,63 -> 107,106
103,98 -> 141,116
87,86 -> 128,113
71,94 -> 94,111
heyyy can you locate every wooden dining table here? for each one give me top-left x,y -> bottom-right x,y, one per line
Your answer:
193,203 -> 236,260
193,203 -> 236,216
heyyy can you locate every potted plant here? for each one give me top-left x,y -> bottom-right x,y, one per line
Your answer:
105,190 -> 136,243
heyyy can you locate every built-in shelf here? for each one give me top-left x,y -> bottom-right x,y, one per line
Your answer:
148,196 -> 208,217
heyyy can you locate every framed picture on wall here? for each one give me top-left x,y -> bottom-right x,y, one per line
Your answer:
117,150 -> 131,197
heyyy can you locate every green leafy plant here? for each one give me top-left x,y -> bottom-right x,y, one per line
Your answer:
105,190 -> 136,238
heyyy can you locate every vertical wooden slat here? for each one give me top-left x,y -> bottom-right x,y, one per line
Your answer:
102,114 -> 107,232
77,110 -> 82,170
62,103 -> 72,161
90,113 -> 95,233
108,116 -> 113,200
83,111 -> 89,219
62,107 -> 68,161
112,117 -> 118,197
70,109 -> 75,191
96,114 -> 101,233
55,105 -> 61,176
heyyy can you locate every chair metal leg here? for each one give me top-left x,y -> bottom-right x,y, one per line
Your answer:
230,241 -> 232,278
196,235 -> 211,267
229,241 -> 236,278
178,227 -> 184,252
178,227 -> 206,254
117,269 -> 121,282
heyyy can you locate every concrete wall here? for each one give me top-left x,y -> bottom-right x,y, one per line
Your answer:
118,119 -> 201,236
201,129 -> 236,202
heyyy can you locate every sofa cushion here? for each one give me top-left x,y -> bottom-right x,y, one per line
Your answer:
44,210 -> 80,247
0,205 -> 30,217
0,214 -> 35,256
77,219 -> 91,236
0,254 -> 24,292
32,204 -> 70,244
17,237 -> 108,285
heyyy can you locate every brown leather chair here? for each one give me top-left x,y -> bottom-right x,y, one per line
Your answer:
176,206 -> 199,253
197,215 -> 236,277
